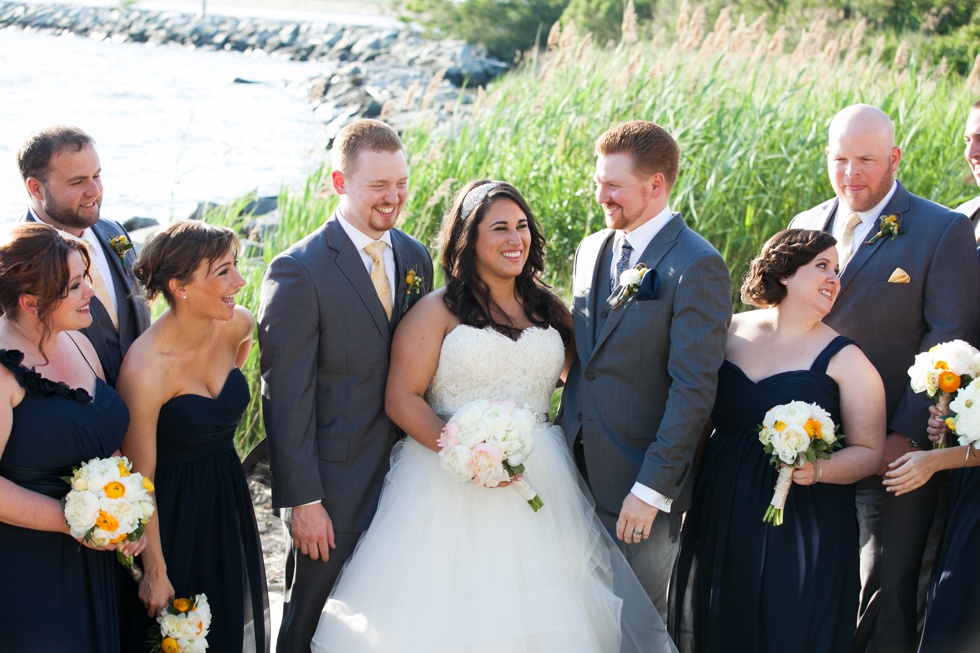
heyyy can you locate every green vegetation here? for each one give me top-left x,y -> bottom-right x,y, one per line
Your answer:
218,6 -> 978,453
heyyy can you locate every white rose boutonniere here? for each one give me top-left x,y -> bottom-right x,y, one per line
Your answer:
612,263 -> 648,307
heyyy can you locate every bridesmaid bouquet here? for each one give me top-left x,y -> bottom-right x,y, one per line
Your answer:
908,340 -> 980,448
147,594 -> 211,653
758,401 -> 842,526
437,398 -> 545,511
62,455 -> 155,580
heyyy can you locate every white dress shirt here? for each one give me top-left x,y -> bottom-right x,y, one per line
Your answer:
336,212 -> 396,307
832,181 -> 898,260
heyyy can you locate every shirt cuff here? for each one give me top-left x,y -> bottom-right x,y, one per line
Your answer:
631,482 -> 673,513
297,500 -> 321,508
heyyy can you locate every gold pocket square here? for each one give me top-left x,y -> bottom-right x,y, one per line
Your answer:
888,268 -> 911,284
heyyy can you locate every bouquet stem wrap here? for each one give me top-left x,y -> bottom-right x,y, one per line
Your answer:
763,466 -> 793,526
508,474 -> 543,512
935,392 -> 952,449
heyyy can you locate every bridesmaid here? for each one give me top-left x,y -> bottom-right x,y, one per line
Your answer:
884,408 -> 980,651
119,221 -> 269,652
0,223 -> 142,651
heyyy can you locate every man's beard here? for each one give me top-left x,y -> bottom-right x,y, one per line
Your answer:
42,193 -> 100,231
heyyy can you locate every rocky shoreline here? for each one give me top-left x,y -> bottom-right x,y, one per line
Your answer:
0,1 -> 507,139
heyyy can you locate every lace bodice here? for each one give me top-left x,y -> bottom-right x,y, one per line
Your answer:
426,325 -> 564,417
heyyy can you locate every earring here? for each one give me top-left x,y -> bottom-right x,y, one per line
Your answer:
182,295 -> 188,300
780,279 -> 788,285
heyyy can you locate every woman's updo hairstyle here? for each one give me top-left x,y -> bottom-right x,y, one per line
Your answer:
740,229 -> 837,307
134,221 -> 238,306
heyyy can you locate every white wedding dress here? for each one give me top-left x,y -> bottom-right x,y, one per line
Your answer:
310,326 -> 676,653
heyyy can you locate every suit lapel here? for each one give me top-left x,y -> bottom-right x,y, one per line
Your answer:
389,229 -> 412,331
325,217 -> 391,342
578,230 -> 614,359
838,183 -> 912,296
591,215 -> 684,361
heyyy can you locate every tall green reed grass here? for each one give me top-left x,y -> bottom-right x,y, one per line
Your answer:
215,13 -> 978,453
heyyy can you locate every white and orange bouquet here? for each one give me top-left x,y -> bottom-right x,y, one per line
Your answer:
908,340 -> 980,448
148,594 -> 211,653
62,455 -> 154,578
758,401 -> 842,526
944,379 -> 980,448
438,398 -> 544,511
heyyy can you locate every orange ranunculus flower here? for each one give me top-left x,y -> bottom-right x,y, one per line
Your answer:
946,417 -> 957,431
935,360 -> 950,371
117,461 -> 130,477
161,637 -> 179,653
103,481 -> 126,499
143,477 -> 155,492
774,421 -> 786,431
938,371 -> 961,394
197,621 -> 204,635
172,598 -> 192,613
109,532 -> 128,544
804,418 -> 822,440
96,510 -> 119,532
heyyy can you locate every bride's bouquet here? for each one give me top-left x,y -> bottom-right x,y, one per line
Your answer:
147,594 -> 211,653
438,398 -> 545,511
62,455 -> 155,580
943,378 -> 980,448
758,401 -> 842,526
908,340 -> 980,448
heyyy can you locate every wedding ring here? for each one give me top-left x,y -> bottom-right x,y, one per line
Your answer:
633,527 -> 643,535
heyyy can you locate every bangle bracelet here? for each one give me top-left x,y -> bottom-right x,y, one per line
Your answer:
814,459 -> 823,484
964,442 -> 975,468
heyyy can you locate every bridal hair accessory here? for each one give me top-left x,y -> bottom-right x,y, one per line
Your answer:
62,455 -> 155,581
865,213 -> 904,244
402,266 -> 425,314
438,398 -> 545,511
908,340 -> 980,448
148,594 -> 211,653
758,401 -> 842,525
461,181 -> 502,221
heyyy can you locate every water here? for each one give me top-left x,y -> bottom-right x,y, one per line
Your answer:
0,23 -> 329,225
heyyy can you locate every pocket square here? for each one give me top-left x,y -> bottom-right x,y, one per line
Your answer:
636,269 -> 660,300
888,268 -> 910,284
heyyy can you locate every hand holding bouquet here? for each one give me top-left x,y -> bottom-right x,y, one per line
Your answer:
438,398 -> 544,511
908,340 -> 980,448
148,594 -> 211,653
758,401 -> 842,525
62,455 -> 155,579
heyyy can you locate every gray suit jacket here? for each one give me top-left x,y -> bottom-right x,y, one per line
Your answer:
557,214 -> 732,516
22,212 -> 151,386
790,181 -> 980,444
257,213 -> 432,533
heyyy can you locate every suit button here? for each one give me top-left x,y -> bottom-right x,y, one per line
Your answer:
585,372 -> 595,381
600,310 -> 609,318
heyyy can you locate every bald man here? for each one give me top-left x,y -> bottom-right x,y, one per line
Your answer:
955,99 -> 980,236
790,104 -> 980,653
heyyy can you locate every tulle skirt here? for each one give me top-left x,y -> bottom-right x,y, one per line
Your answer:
310,423 -> 674,653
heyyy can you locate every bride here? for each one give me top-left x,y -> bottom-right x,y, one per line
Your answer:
310,180 -> 676,652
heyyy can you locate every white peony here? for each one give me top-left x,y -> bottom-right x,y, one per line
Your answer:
63,491 -> 100,538
439,445 -> 474,482
950,380 -> 980,445
620,267 -> 644,286
771,424 -> 810,465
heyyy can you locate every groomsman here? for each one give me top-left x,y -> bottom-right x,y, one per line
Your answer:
258,119 -> 432,652
955,99 -> 980,235
558,120 -> 732,619
17,125 -> 150,386
789,103 -> 980,653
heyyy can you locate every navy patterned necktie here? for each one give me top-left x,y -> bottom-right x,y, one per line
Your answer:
612,237 -> 633,292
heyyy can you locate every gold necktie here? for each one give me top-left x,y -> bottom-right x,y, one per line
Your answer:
87,259 -> 118,330
837,212 -> 863,269
364,241 -> 393,320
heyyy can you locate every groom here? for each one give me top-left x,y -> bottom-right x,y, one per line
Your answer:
558,120 -> 732,619
258,119 -> 433,652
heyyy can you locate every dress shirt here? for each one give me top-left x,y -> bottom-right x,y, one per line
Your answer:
832,181 -> 898,258
336,211 -> 396,307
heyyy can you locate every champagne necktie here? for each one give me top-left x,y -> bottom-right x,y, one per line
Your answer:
87,259 -> 118,330
837,212 -> 863,269
364,241 -> 393,320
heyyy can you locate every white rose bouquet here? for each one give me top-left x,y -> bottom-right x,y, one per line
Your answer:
148,594 -> 211,653
908,340 -> 980,448
437,398 -> 544,511
62,455 -> 155,579
758,401 -> 842,526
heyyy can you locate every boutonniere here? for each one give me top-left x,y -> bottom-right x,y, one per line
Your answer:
612,263 -> 648,307
109,235 -> 134,263
402,266 -> 425,313
865,213 -> 904,244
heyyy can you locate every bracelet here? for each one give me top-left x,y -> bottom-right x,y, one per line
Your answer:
964,442 -> 975,468
814,459 -> 823,484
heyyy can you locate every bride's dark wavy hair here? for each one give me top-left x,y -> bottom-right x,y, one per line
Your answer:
437,179 -> 570,344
